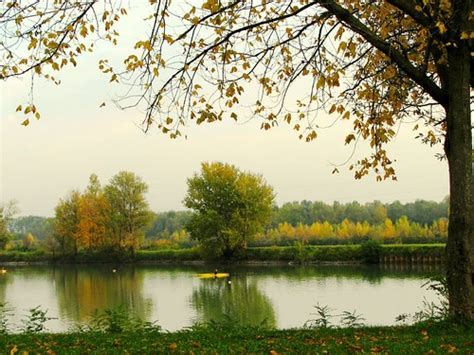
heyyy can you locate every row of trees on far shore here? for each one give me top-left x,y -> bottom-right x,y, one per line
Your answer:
2,164 -> 449,255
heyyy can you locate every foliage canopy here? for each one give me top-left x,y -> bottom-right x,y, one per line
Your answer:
53,172 -> 152,254
184,162 -> 275,258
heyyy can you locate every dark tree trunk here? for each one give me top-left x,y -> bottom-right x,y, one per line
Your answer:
444,1 -> 473,319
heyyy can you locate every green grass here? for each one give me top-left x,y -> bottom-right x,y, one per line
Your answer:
244,244 -> 445,263
1,321 -> 472,354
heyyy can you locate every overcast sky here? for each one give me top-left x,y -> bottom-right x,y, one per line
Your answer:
0,3 -> 449,217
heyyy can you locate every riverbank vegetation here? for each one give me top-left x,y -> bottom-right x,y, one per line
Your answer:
0,244 -> 445,264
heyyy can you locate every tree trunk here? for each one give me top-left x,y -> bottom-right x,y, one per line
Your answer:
444,13 -> 473,319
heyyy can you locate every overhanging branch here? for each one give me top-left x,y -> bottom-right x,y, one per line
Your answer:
316,0 -> 447,107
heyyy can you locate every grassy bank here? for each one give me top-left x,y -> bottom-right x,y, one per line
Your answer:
1,321 -> 472,354
0,244 -> 445,264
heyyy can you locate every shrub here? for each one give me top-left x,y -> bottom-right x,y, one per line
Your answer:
360,240 -> 382,264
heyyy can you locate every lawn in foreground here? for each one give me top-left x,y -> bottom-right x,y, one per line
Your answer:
1,321 -> 472,354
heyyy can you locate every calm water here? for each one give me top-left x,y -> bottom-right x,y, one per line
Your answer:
0,264 -> 442,332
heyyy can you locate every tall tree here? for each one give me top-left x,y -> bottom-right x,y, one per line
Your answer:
184,162 -> 275,258
104,171 -> 153,253
54,191 -> 82,254
0,201 -> 18,249
1,0 -> 472,318
77,174 -> 110,250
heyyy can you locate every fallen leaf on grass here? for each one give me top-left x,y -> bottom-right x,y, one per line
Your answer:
370,346 -> 384,353
168,342 -> 177,351
304,339 -> 321,345
347,343 -> 363,352
269,350 -> 278,355
420,330 -> 429,342
9,345 -> 17,355
440,344 -> 458,353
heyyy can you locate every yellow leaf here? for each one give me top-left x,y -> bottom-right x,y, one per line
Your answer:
9,345 -> 17,355
345,134 -> 355,144
35,112 -> 40,120
80,25 -> 88,37
436,21 -> 447,34
21,119 -> 29,126
202,0 -> 219,12
163,34 -> 174,44
28,38 -> 38,50
16,105 -> 22,112
338,41 -> 347,52
316,76 -> 325,89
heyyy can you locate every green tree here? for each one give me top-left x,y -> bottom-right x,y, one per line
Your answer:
54,191 -> 82,254
184,162 -> 275,258
22,233 -> 38,251
104,171 -> 153,253
2,0 -> 472,319
0,201 -> 18,250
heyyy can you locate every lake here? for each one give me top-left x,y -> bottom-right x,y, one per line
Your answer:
0,264 -> 443,332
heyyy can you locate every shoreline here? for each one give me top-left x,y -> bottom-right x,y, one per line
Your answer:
0,244 -> 445,266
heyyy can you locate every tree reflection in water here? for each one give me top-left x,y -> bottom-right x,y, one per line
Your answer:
53,265 -> 152,325
191,275 -> 276,327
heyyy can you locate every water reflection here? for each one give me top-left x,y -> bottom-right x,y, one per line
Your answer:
0,272 -> 11,303
53,266 -> 152,325
0,264 -> 442,331
191,275 -> 276,327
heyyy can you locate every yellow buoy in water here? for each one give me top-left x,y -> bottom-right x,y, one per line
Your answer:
0,268 -> 6,274
197,273 -> 230,279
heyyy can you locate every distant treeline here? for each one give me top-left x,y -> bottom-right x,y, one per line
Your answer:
143,199 -> 448,240
5,198 -> 447,252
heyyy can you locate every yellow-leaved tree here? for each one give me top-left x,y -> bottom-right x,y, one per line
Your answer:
1,0 -> 472,319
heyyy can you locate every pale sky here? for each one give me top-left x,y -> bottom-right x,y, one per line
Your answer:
0,3 -> 449,217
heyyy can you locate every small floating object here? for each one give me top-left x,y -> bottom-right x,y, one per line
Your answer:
112,269 -> 117,273
0,268 -> 6,274
197,273 -> 230,279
